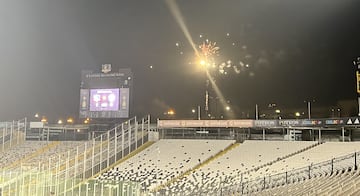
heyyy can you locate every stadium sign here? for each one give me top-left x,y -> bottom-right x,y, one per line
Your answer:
157,120 -> 254,128
325,119 -> 344,125
254,120 -> 278,128
102,64 -> 112,73
279,120 -> 301,126
346,118 -> 360,125
158,118 -> 360,129
301,120 -> 322,126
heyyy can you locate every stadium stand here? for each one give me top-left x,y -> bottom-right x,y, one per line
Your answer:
96,139 -> 236,192
251,142 -> 360,177
235,142 -> 360,193
0,141 -> 49,169
156,140 -> 318,195
4,116 -> 360,195
0,116 -> 152,195
251,169 -> 360,195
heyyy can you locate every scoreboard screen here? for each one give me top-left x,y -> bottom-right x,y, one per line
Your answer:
79,68 -> 132,119
90,89 -> 119,111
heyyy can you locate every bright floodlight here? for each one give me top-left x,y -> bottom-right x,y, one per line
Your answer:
57,120 -> 63,124
199,60 -> 207,66
191,109 -> 196,113
41,117 -> 47,123
67,118 -> 74,123
225,106 -> 231,111
295,112 -> 300,117
167,109 -> 175,115
275,109 -> 281,114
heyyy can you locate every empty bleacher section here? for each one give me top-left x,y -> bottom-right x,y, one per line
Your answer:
0,141 -> 52,169
0,116 -> 152,196
96,139 -> 236,192
4,116 -> 360,195
232,142 -> 360,195
153,140 -> 317,195
252,169 -> 360,195
203,142 -> 360,195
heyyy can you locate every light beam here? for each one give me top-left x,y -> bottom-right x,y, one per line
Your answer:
165,0 -> 200,57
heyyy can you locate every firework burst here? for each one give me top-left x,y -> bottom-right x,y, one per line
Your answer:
175,33 -> 256,77
199,40 -> 219,58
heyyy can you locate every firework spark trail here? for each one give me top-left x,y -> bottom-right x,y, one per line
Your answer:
206,70 -> 236,119
165,0 -> 200,57
165,0 -> 235,118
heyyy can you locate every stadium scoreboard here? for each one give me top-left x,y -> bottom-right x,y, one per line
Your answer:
79,67 -> 132,119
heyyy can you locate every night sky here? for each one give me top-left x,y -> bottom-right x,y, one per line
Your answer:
0,0 -> 360,122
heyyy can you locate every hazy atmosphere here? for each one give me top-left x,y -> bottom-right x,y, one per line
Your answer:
1,0 -> 360,122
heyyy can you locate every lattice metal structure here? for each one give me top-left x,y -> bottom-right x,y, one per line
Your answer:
0,116 -> 151,196
0,118 -> 27,152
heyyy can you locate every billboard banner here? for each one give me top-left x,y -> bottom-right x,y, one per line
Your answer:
325,119 -> 344,125
157,120 -> 254,128
158,118 -> 360,129
301,120 -> 323,126
278,120 -> 301,127
254,120 -> 278,128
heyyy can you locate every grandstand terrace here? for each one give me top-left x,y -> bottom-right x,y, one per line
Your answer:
158,140 -> 318,195
2,117 -> 360,195
96,139 -> 235,192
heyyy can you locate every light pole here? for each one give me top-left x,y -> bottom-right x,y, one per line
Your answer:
307,101 -> 311,119
255,104 -> 259,120
337,108 -> 341,118
304,100 -> 315,120
275,109 -> 281,119
191,107 -> 201,120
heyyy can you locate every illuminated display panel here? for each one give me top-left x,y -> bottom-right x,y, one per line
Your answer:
89,89 -> 119,111
79,69 -> 132,119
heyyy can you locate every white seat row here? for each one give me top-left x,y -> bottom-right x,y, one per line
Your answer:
96,139 -> 235,191
0,141 -> 50,168
161,140 -> 317,195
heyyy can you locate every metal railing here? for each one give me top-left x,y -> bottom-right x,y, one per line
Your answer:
0,118 -> 27,152
212,150 -> 360,195
0,115 -> 151,196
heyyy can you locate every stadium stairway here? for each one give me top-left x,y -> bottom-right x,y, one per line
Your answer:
4,141 -> 60,170
152,142 -> 239,193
